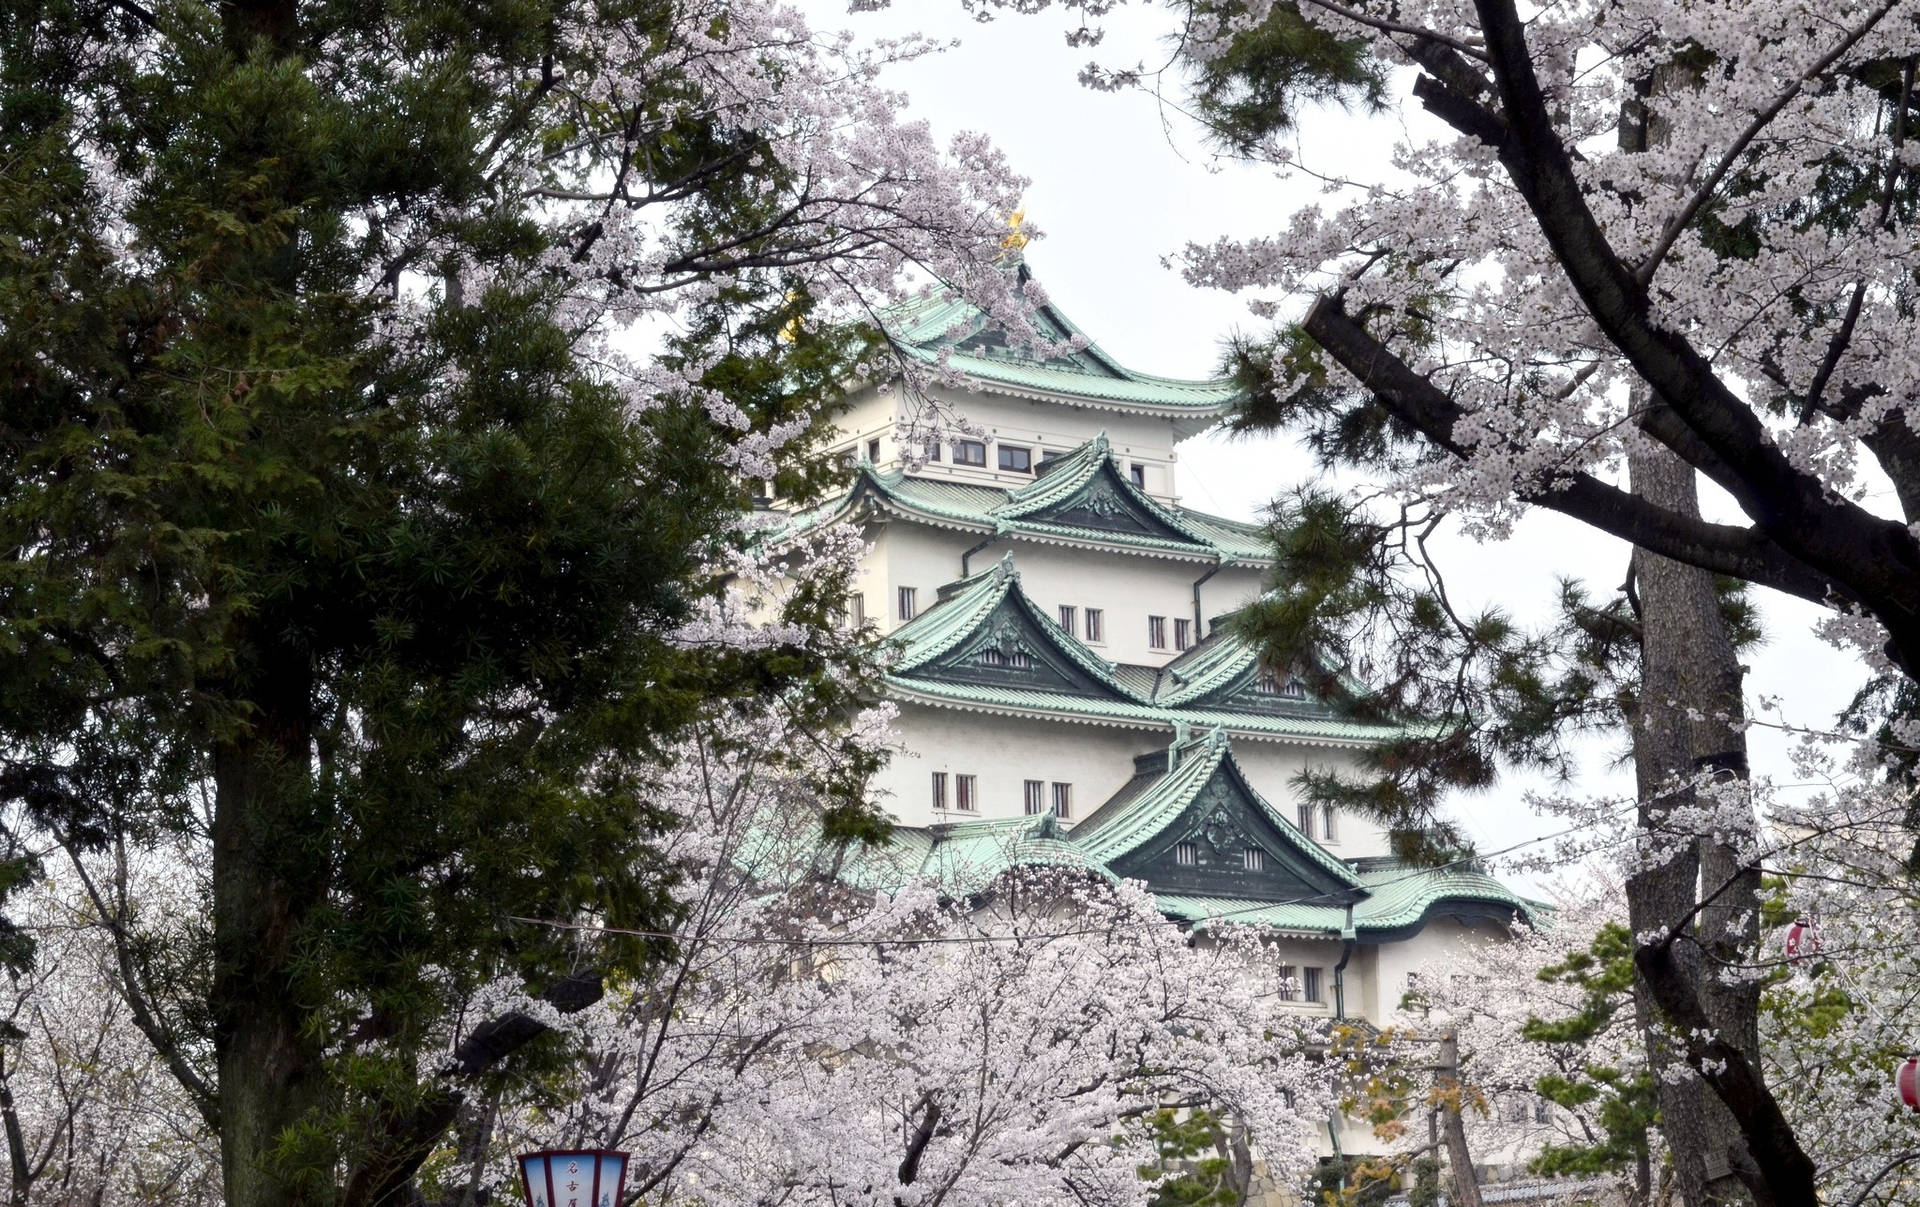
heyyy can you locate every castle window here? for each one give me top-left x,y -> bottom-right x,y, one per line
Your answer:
1302,967 -> 1324,1003
1057,605 -> 1078,636
923,439 -> 942,462
931,772 -> 948,810
954,440 -> 986,467
956,774 -> 977,811
1174,618 -> 1192,651
1129,463 -> 1146,488
1051,782 -> 1072,819
1023,780 -> 1045,815
980,647 -> 1031,669
1297,803 -> 1315,834
997,444 -> 1033,473
1257,667 -> 1307,698
1534,1099 -> 1551,1124
1147,616 -> 1167,649
1242,847 -> 1265,871
897,587 -> 917,622
1174,841 -> 1198,867
866,438 -> 881,461
1277,964 -> 1298,1000
1085,608 -> 1104,643
847,594 -> 865,629
1322,807 -> 1338,842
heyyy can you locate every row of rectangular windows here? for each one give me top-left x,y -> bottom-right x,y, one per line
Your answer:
931,773 -> 1071,818
1173,843 -> 1271,870
862,436 -> 1153,486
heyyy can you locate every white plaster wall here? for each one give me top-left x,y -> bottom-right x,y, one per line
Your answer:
823,382 -> 1195,503
873,702 -> 1165,826
865,521 -> 1266,667
1369,916 -> 1515,1029
821,384 -> 900,469
1230,743 -> 1393,860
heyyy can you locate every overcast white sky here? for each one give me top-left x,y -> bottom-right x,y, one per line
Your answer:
799,0 -> 1869,878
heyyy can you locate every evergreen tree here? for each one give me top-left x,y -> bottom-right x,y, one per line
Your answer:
0,0 -> 1019,1201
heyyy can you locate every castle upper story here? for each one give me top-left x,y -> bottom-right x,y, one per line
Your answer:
822,264 -> 1239,505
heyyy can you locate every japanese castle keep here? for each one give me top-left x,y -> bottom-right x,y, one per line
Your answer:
775,266 -> 1534,1044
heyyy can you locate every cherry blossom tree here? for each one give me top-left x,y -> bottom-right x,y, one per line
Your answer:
415,540 -> 1333,1206
0,864 -> 219,1206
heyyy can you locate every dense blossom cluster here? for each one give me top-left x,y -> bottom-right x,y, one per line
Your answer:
456,669 -> 1332,1205
1409,758 -> 1920,1205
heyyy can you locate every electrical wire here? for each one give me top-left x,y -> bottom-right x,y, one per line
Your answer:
505,801 -> 1647,950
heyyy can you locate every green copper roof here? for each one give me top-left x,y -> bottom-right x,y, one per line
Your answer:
883,677 -> 1410,744
775,433 -> 1274,565
1153,864 -> 1536,940
1351,864 -> 1538,932
881,268 -> 1243,415
1152,628 -> 1266,708
1152,894 -> 1353,934
1070,727 -> 1362,889
917,813 -> 1108,895
880,553 -> 1411,745
888,554 -> 1138,698
825,730 -> 1531,942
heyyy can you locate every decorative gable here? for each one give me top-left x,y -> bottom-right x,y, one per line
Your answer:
1207,666 -> 1342,717
1040,467 -> 1198,542
1072,733 -> 1364,906
993,431 -> 1216,550
1152,629 -> 1350,720
1112,764 -> 1361,904
888,553 -> 1143,704
920,597 -> 1120,697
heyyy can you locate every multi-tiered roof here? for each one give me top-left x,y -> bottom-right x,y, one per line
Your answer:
788,431 -> 1271,564
779,270 -> 1536,951
883,267 -> 1241,432
844,726 -> 1535,944
881,552 -> 1405,746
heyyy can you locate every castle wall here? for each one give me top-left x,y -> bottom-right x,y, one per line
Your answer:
873,701 -> 1157,826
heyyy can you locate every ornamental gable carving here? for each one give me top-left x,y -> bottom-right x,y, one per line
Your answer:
920,599 -> 1120,698
1107,759 -> 1361,904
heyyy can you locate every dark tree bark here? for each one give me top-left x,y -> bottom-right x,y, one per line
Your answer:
211,627 -> 327,1207
1436,1030 -> 1486,1207
1624,436 -> 1761,1207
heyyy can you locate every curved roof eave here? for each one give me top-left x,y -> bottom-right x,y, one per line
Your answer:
883,680 -> 1396,748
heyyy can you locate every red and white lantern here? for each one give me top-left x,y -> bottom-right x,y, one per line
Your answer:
1897,1057 -> 1920,1113
1785,918 -> 1819,966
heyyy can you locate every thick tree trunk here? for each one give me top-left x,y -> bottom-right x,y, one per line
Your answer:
1625,438 -> 1761,1207
212,633 -> 326,1207
1436,1030 -> 1485,1207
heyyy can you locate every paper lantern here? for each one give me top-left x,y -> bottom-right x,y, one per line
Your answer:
517,1150 -> 629,1207
1897,1057 -> 1920,1113
1785,918 -> 1819,965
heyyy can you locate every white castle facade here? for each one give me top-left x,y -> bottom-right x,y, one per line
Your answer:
773,268 -> 1543,1169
